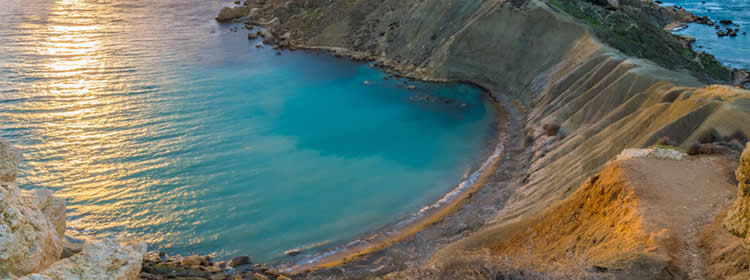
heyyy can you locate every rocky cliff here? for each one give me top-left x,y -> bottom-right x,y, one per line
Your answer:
0,140 -> 146,280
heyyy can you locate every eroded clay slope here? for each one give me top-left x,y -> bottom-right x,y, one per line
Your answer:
432,150 -> 739,279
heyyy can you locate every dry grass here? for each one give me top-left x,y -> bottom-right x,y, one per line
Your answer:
416,245 -> 603,280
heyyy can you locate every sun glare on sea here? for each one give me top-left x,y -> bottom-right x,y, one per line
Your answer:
17,0 -> 138,227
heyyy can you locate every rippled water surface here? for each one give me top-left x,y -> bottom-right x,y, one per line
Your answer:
0,0 -> 496,260
661,0 -> 750,69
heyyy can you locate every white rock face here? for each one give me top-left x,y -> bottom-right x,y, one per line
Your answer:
18,239 -> 147,280
0,140 -> 66,277
617,148 -> 686,161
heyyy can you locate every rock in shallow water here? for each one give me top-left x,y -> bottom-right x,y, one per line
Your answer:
229,255 -> 250,267
216,6 -> 250,22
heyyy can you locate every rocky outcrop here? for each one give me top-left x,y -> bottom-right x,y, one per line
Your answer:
19,239 -> 146,280
724,143 -> 750,247
0,139 -> 19,182
0,139 -> 146,280
0,140 -> 66,277
216,6 -> 250,22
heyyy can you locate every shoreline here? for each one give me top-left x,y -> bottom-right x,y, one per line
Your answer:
280,89 -> 509,274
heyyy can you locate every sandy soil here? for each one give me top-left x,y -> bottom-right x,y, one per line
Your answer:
431,153 -> 743,279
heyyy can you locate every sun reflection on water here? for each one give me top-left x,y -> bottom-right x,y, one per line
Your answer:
5,0 -> 181,244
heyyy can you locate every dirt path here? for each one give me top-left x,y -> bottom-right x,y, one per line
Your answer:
619,155 -> 739,279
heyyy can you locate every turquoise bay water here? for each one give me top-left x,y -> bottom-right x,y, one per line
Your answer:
0,0 -> 496,261
660,0 -> 750,70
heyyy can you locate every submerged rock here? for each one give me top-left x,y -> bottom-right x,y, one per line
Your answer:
19,239 -> 146,280
724,143 -> 750,247
0,140 -> 66,277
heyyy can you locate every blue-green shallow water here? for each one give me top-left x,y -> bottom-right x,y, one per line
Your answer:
0,0 -> 497,261
659,0 -> 750,70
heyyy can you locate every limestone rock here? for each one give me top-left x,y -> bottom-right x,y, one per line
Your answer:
216,6 -> 250,22
60,239 -> 84,259
266,17 -> 280,30
724,143 -> 750,247
616,148 -> 686,161
0,141 -> 66,277
0,139 -> 20,183
19,239 -> 147,280
182,255 -> 206,266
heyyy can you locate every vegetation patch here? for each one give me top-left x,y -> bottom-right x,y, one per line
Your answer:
545,0 -> 732,83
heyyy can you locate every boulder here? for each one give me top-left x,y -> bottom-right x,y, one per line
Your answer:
229,255 -> 250,267
724,143 -> 750,247
261,29 -> 275,44
248,33 -> 258,40
60,239 -> 84,259
265,17 -> 281,33
720,19 -> 733,25
0,140 -> 67,277
216,6 -> 250,22
181,255 -> 205,266
18,239 -> 147,280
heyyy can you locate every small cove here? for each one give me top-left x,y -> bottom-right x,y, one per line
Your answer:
0,0 -> 498,262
